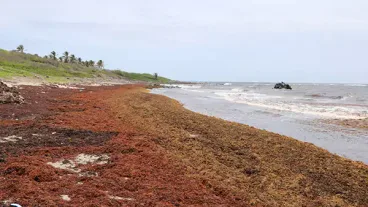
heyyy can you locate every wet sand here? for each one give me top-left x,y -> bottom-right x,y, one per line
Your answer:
0,85 -> 367,206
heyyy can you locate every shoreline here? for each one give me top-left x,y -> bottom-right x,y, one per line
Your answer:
152,87 -> 368,163
0,84 -> 367,206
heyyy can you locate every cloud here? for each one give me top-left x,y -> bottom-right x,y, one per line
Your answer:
1,0 -> 368,82
2,0 -> 368,33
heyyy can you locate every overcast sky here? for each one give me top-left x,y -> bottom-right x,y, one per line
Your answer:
1,0 -> 367,83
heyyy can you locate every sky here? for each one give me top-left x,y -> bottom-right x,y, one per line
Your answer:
0,0 -> 367,83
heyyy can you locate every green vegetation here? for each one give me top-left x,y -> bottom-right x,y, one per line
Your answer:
0,47 -> 170,83
111,70 -> 170,82
16,45 -> 24,53
97,60 -> 104,69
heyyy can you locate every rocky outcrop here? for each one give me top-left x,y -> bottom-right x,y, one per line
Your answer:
145,84 -> 179,89
145,83 -> 162,89
0,82 -> 25,104
274,82 -> 292,90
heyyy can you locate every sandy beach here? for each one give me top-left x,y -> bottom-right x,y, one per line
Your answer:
2,0 -> 368,205
0,84 -> 367,206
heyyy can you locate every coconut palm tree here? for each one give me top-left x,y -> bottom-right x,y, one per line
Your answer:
97,60 -> 104,69
77,57 -> 82,64
84,61 -> 90,67
89,60 -> 95,67
70,54 -> 76,63
59,57 -> 63,62
154,73 -> 158,80
16,45 -> 24,53
50,51 -> 57,60
63,51 -> 69,63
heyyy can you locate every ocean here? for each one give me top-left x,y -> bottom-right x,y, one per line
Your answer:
152,82 -> 368,163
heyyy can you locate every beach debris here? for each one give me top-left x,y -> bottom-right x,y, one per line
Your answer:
78,171 -> 99,177
108,195 -> 135,201
0,135 -> 22,143
189,134 -> 199,138
2,200 -> 12,206
0,81 -> 25,104
274,82 -> 292,90
47,154 -> 110,176
74,153 -> 109,165
1,200 -> 21,207
60,195 -> 71,201
48,159 -> 80,173
52,84 -> 83,90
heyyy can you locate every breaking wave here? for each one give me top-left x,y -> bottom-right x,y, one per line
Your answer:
215,91 -> 368,119
344,84 -> 367,87
161,84 -> 202,89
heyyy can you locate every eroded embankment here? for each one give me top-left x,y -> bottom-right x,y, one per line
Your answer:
0,85 -> 367,207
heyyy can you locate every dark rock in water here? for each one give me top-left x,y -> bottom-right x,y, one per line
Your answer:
0,82 -> 25,104
274,82 -> 292,90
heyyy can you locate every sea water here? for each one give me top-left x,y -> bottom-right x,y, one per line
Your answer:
152,82 -> 368,163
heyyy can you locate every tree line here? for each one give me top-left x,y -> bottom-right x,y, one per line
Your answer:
16,45 -> 104,69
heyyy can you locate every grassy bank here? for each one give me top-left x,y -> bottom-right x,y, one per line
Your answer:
0,49 -> 170,83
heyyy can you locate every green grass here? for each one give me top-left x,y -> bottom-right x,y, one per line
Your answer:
0,49 -> 171,83
111,70 -> 171,83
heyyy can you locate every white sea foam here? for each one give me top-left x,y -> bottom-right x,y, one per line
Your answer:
183,89 -> 205,93
231,88 -> 244,92
216,91 -> 282,101
161,84 -> 202,89
344,84 -> 367,87
216,91 -> 368,119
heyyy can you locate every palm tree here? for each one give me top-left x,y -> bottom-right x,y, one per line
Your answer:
97,60 -> 104,69
63,51 -> 69,63
154,73 -> 158,80
77,57 -> 82,64
89,60 -> 95,67
70,54 -> 76,63
59,57 -> 63,62
84,61 -> 90,67
43,55 -> 48,59
50,51 -> 57,60
16,45 -> 24,53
